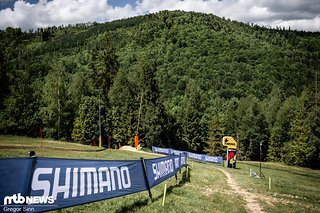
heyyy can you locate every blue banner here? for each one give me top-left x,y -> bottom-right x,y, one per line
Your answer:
187,152 -> 204,161
152,146 -> 223,164
144,154 -> 187,188
0,155 -> 188,213
204,155 -> 223,164
144,155 -> 176,188
171,149 -> 187,156
0,158 -> 35,213
173,154 -> 187,172
1,157 -> 148,212
151,146 -> 172,155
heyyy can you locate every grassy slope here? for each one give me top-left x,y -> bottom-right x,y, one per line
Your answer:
230,162 -> 320,213
0,135 -> 319,212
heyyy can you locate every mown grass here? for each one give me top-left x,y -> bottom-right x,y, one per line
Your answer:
0,135 -> 100,150
217,161 -> 320,213
1,135 -> 319,212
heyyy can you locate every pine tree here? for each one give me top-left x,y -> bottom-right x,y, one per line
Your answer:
91,34 -> 119,98
285,90 -> 320,167
204,114 -> 226,156
90,34 -> 119,140
109,70 -> 136,147
181,80 -> 207,152
137,59 -> 167,148
0,70 -> 39,135
268,96 -> 297,162
236,95 -> 268,161
72,96 -> 99,144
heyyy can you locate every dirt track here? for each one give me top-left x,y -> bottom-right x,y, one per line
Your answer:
216,167 -> 265,213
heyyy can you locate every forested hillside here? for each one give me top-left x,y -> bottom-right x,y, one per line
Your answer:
0,10 -> 319,167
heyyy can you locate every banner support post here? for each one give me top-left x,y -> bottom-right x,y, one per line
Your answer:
22,153 -> 38,209
25,152 -> 37,195
175,173 -> 178,185
40,127 -> 43,151
140,157 -> 153,201
162,183 -> 167,207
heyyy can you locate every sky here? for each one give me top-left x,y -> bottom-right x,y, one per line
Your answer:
0,0 -> 319,32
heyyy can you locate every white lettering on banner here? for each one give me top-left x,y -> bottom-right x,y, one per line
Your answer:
181,156 -> 186,165
110,167 -> 122,190
32,168 -> 52,197
80,168 -> 98,196
205,156 -> 219,163
152,159 -> 174,181
98,167 -> 111,193
72,168 -> 78,197
52,168 -> 70,199
188,153 -> 202,160
31,166 -> 131,200
172,150 -> 184,155
174,158 -> 179,169
154,148 -> 170,154
120,167 -> 131,188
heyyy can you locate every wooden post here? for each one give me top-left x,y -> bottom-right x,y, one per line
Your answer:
236,132 -> 240,160
162,183 -> 167,207
99,136 -> 102,148
108,135 -> 111,149
39,127 -> 43,151
269,177 -> 272,190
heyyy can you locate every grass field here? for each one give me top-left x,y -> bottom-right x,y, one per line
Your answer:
0,135 -> 319,212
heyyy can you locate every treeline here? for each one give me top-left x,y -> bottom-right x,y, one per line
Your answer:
0,11 -> 319,167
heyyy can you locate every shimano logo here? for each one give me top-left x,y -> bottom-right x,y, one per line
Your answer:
152,159 -> 174,180
31,166 -> 132,200
188,153 -> 202,160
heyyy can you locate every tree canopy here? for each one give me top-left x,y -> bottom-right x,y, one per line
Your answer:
0,10 -> 319,167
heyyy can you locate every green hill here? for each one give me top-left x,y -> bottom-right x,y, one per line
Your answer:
0,10 -> 319,167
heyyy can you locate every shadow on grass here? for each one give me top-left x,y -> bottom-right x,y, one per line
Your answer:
115,167 -> 191,213
173,166 -> 191,187
114,198 -> 150,213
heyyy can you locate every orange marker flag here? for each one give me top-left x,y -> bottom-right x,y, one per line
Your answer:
134,135 -> 139,150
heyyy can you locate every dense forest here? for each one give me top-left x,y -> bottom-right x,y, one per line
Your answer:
0,11 -> 319,167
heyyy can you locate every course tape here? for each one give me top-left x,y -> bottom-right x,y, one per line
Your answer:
0,154 -> 187,213
152,146 -> 223,164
